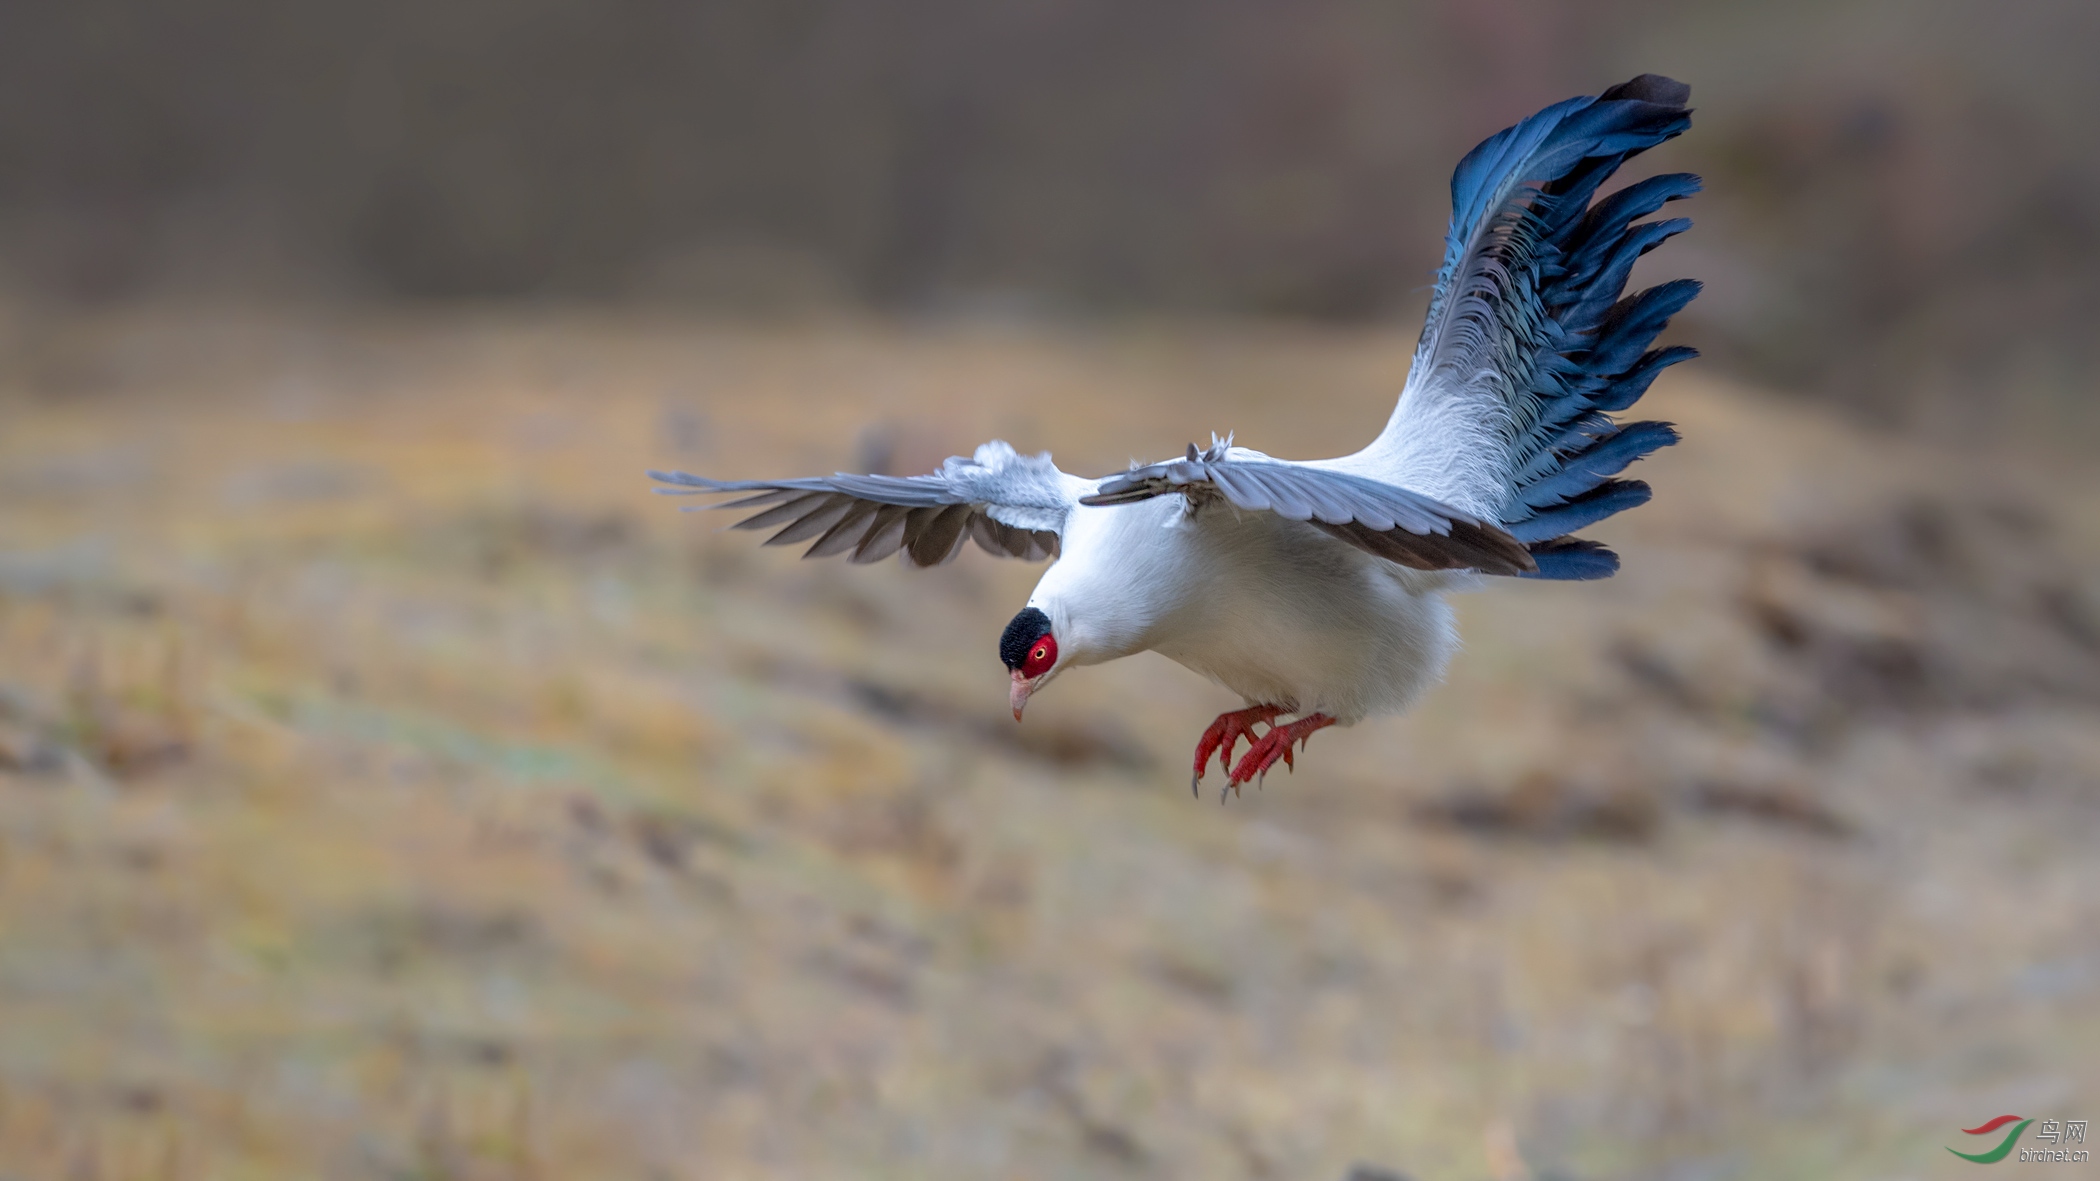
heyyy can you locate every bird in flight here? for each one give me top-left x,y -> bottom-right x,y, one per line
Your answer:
652,75 -> 1700,800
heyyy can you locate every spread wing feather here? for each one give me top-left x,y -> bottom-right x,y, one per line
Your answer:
1082,442 -> 1535,576
649,440 -> 1072,566
1342,73 -> 1699,581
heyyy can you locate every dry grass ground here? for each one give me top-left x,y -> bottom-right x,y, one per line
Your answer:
0,309 -> 2096,1180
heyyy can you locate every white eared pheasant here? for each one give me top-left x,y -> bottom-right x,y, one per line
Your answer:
652,75 -> 1701,799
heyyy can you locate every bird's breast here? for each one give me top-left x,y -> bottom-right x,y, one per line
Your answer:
1053,504 -> 1459,721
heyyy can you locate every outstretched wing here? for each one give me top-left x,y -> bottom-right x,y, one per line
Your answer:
1082,441 -> 1535,576
650,440 -> 1077,566
1340,74 -> 1699,581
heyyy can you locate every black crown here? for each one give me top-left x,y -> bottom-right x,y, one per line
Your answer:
999,607 -> 1052,670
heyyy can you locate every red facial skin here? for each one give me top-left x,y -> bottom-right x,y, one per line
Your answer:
1010,633 -> 1057,720
1020,635 -> 1057,679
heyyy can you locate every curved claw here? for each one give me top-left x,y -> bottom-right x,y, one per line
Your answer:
1226,713 -> 1336,787
1191,705 -> 1286,789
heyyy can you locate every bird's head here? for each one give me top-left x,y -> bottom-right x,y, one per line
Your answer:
1000,605 -> 1064,721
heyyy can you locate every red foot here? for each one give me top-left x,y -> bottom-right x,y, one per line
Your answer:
1226,713 -> 1336,794
1192,705 -> 1285,795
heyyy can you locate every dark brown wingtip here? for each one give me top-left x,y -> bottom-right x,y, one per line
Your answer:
1452,519 -> 1539,576
1599,74 -> 1690,108
1312,518 -> 1536,576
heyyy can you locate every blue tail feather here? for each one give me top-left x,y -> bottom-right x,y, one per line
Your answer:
1582,279 -> 1702,377
1519,420 -> 1680,509
1558,217 -> 1692,327
1519,537 -> 1622,581
1563,174 -> 1701,273
1508,480 -> 1653,544
1591,346 -> 1697,413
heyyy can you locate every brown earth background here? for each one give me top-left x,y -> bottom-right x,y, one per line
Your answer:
1,311 -> 2095,1179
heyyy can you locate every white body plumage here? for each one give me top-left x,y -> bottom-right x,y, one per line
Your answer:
1029,487 -> 1463,726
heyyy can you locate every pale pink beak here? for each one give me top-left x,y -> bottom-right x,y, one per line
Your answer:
1010,669 -> 1037,721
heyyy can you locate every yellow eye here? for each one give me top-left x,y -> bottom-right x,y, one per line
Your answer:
1032,645 -> 1047,662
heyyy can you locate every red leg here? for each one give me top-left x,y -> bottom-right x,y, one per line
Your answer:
1191,705 -> 1285,796
1227,713 -> 1336,792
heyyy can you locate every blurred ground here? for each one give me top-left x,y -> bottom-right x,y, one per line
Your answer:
0,310 -> 2097,1180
